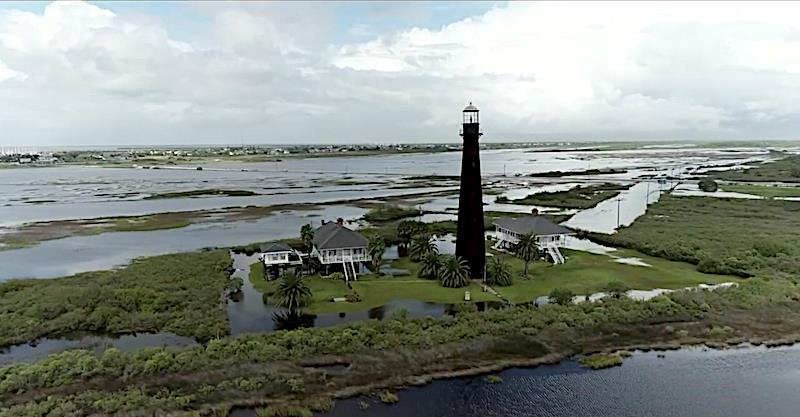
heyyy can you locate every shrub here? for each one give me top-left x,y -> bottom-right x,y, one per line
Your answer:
378,391 -> 399,404
346,290 -> 362,303
485,375 -> 503,384
326,272 -> 345,281
698,178 -> 718,192
604,281 -> 631,298
305,397 -> 334,412
580,353 -> 623,369
256,405 -> 312,417
549,288 -> 575,306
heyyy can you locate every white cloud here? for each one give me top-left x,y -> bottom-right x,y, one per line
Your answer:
1,1 -> 800,145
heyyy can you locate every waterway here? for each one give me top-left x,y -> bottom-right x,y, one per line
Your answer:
231,344 -> 800,417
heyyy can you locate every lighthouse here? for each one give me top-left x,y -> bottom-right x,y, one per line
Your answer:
455,102 -> 486,279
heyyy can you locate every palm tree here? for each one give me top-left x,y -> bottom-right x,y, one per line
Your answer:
368,234 -> 386,272
397,220 -> 426,249
439,255 -> 471,288
419,251 -> 443,280
300,224 -> 314,252
273,272 -> 312,310
486,257 -> 513,287
513,232 -> 538,277
410,236 -> 438,261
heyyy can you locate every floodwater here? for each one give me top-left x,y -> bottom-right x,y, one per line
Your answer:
227,253 -> 500,334
0,206 -> 367,280
0,147 -> 769,227
564,181 -> 675,233
228,345 -> 800,417
0,332 -> 196,366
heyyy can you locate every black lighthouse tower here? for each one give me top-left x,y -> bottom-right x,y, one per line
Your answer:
455,102 -> 485,279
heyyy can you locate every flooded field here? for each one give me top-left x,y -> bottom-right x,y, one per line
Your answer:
0,147 -> 779,281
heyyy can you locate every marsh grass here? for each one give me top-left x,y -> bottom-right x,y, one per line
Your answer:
580,353 -> 623,369
0,250 -> 232,347
496,183 -> 628,209
592,195 -> 800,278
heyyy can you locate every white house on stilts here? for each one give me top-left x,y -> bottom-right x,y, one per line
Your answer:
493,210 -> 575,264
311,219 -> 369,282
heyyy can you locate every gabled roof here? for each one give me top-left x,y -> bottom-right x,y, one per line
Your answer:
493,215 -> 574,236
313,222 -> 368,250
260,242 -> 293,253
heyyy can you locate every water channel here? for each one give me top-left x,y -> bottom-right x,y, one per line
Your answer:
230,344 -> 800,417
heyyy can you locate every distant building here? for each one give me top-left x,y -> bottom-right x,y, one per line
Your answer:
311,218 -> 369,281
493,210 -> 575,264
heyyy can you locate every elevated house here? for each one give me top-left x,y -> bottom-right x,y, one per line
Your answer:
311,219 -> 369,282
259,242 -> 303,278
493,210 -> 575,264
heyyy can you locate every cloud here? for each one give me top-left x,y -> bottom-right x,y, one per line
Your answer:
1,1 -> 800,145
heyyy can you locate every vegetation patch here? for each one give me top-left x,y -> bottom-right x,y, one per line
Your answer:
591,195 -> 800,278
257,405 -> 313,417
0,250 -> 232,347
361,204 -> 421,224
580,353 -> 623,369
496,183 -> 628,209
1,279 -> 799,415
485,375 -> 503,384
144,188 -> 259,199
531,168 -> 628,177
714,155 -> 800,183
721,184 -> 800,198
378,391 -> 399,404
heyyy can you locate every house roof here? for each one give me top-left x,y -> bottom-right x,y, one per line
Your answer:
313,222 -> 368,249
260,242 -> 293,253
493,215 -> 574,236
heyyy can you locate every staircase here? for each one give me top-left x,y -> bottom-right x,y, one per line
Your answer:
547,246 -> 565,265
342,258 -> 358,283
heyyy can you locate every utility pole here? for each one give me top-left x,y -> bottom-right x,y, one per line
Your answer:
646,182 -> 650,204
616,198 -> 621,229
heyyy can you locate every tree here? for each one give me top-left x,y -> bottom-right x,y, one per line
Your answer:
397,220 -> 427,247
513,233 -> 538,277
440,255 -> 471,288
368,234 -> 386,272
486,257 -> 513,287
300,224 -> 314,252
604,281 -> 631,299
698,178 -> 718,192
549,287 -> 575,306
419,251 -> 443,280
410,236 -> 437,261
273,273 -> 312,310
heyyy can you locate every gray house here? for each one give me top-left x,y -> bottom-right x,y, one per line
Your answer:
311,219 -> 369,281
493,212 -> 574,264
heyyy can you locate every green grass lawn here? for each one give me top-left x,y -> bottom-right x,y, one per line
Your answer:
248,247 -> 735,312
489,249 -> 738,303
249,258 -> 497,314
721,184 -> 800,198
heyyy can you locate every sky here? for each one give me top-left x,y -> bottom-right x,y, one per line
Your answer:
1,1 -> 800,146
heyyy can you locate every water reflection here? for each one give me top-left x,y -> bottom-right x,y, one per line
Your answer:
0,332 -> 197,366
228,253 -> 503,334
